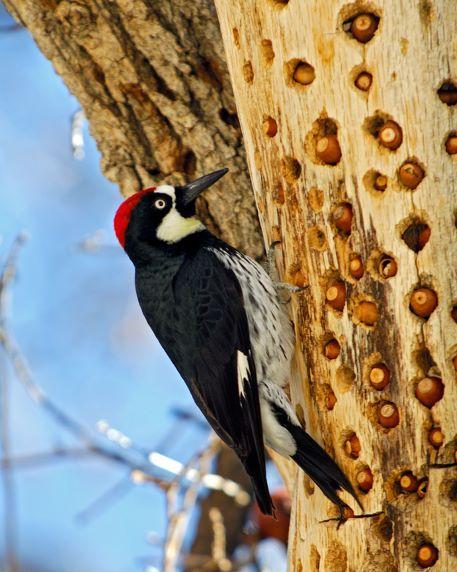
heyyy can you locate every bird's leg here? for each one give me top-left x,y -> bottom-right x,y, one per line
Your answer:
266,241 -> 308,301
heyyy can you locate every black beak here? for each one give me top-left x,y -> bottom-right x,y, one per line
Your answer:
181,168 -> 229,205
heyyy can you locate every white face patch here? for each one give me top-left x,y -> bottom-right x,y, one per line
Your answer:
155,185 -> 205,244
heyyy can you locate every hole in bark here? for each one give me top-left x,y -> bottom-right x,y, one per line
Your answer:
452,304 -> 457,323
181,151 -> 197,177
445,131 -> 457,155
367,249 -> 398,280
373,515 -> 393,542
437,80 -> 457,106
219,107 -> 239,128
400,217 -> 431,252
308,225 -> 327,251
336,365 -> 355,392
263,115 -> 278,137
363,169 -> 388,194
398,158 -> 426,190
413,346 -> 436,376
351,295 -> 379,328
243,61 -> 254,84
280,156 -> 302,183
285,58 -> 315,87
269,0 -> 289,7
306,116 -> 342,165
232,28 -> 240,48
260,39 -> 275,64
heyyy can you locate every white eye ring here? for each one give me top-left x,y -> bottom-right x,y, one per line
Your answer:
154,198 -> 166,209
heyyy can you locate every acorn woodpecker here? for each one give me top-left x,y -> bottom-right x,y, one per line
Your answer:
114,169 -> 359,516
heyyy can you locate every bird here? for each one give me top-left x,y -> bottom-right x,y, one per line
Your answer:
114,168 -> 360,517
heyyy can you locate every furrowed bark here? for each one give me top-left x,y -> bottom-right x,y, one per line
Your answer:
215,1 -> 456,570
3,0 -> 263,258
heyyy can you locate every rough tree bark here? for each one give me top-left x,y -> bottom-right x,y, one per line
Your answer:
3,0 -> 263,258
214,1 -> 456,571
5,0 -> 457,570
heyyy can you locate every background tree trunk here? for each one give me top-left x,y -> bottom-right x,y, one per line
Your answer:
214,1 -> 456,570
4,0 -> 457,570
3,0 -> 263,258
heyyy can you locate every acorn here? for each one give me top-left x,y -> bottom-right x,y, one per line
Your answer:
350,13 -> 379,43
263,116 -> 277,137
369,363 -> 390,390
452,355 -> 457,371
356,467 -> 374,492
326,280 -> 346,311
293,62 -> 315,85
428,428 -> 444,449
378,120 -> 403,150
349,256 -> 364,279
379,256 -> 397,278
324,339 -> 341,359
410,288 -> 438,319
417,225 -> 431,250
416,477 -> 429,499
399,162 -> 425,189
355,301 -> 378,326
417,544 -> 438,568
445,135 -> 457,155
374,174 -> 388,191
415,376 -> 444,408
378,402 -> 399,428
399,471 -> 417,493
452,305 -> 457,323
326,388 -> 337,410
437,81 -> 457,106
316,135 -> 342,165
333,203 -> 353,233
354,71 -> 373,91
344,434 -> 361,458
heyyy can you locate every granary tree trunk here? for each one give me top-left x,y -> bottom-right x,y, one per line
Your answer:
214,1 -> 456,570
4,0 -> 457,569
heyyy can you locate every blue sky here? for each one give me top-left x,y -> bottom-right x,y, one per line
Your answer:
0,11 -> 209,571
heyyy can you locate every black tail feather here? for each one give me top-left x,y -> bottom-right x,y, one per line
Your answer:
243,451 -> 274,515
287,423 -> 362,513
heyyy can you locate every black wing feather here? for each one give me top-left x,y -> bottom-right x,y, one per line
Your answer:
144,248 -> 273,514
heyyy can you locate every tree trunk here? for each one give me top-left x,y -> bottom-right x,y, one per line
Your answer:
3,0 -> 263,258
214,1 -> 456,570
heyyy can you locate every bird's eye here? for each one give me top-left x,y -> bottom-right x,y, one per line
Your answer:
154,198 -> 166,210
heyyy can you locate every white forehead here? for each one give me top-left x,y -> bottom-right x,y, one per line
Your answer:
156,185 -> 176,201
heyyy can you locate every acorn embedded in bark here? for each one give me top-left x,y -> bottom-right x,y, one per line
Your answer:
437,80 -> 457,106
293,62 -> 315,85
399,162 -> 425,189
356,467 -> 373,492
374,174 -> 388,191
369,363 -> 390,390
379,256 -> 397,278
263,116 -> 278,137
350,13 -> 379,43
344,434 -> 361,458
428,428 -> 444,449
378,120 -> 403,150
378,402 -> 399,428
416,477 -> 429,499
415,376 -> 444,408
349,256 -> 364,279
326,388 -> 337,410
326,280 -> 346,311
355,301 -> 378,326
410,288 -> 438,318
324,338 -> 341,359
416,543 -> 439,568
354,71 -> 373,91
445,134 -> 457,155
316,135 -> 342,165
399,471 -> 418,493
333,203 -> 353,233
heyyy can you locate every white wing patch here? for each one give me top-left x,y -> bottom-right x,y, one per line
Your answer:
237,350 -> 250,397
